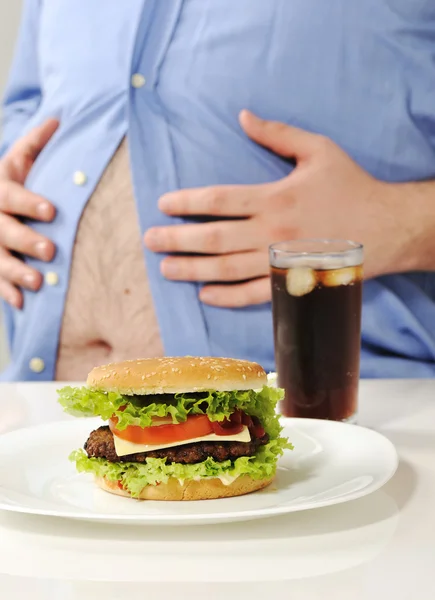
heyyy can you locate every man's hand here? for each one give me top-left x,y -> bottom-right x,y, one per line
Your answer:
144,110 -> 407,308
0,119 -> 58,308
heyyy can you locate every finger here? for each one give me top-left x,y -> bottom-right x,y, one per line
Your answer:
4,118 -> 59,183
158,184 -> 269,217
0,181 -> 55,221
0,277 -> 23,309
239,109 -> 321,161
0,247 -> 43,291
8,118 -> 59,163
0,213 -> 55,261
144,220 -> 257,255
160,251 -> 268,282
199,277 -> 271,308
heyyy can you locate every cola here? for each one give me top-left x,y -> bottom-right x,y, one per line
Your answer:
271,262 -> 363,421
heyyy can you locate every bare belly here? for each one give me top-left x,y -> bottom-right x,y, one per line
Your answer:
55,138 -> 163,381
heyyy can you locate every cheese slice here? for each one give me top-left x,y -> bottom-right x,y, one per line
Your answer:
113,425 -> 251,457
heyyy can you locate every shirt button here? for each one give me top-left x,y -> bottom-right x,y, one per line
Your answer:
73,171 -> 87,186
131,73 -> 146,88
29,357 -> 45,373
45,271 -> 59,286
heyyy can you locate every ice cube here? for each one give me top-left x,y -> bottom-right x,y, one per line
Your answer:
321,266 -> 358,288
286,267 -> 317,297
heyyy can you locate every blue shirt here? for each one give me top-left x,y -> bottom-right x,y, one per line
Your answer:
2,0 -> 435,381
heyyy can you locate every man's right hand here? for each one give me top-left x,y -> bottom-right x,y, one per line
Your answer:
0,118 -> 59,308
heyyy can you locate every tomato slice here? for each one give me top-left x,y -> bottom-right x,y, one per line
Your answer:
209,420 -> 244,435
241,412 -> 265,439
109,409 -> 262,445
241,412 -> 252,427
252,425 -> 265,439
109,414 -> 213,445
209,410 -> 245,436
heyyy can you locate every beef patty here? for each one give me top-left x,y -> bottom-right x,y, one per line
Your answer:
85,425 -> 269,464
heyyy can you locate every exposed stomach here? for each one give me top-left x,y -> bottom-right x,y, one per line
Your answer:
55,138 -> 163,381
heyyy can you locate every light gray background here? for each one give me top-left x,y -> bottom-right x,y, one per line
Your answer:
0,3 -> 22,102
0,1 -> 23,370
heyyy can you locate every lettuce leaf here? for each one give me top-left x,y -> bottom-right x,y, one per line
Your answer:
70,437 -> 292,498
57,385 -> 284,437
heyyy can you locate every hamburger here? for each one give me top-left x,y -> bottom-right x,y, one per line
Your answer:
58,357 -> 292,501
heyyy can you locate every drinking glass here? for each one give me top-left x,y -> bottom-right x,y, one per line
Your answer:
269,239 -> 363,422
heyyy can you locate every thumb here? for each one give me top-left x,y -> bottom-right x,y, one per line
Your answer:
3,118 -> 59,183
239,109 -> 319,161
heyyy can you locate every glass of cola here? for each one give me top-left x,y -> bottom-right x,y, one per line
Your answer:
269,239 -> 363,422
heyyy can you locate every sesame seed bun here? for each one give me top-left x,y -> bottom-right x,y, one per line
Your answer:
86,357 -> 267,396
96,474 -> 274,501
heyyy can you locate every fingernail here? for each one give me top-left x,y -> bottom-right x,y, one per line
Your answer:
145,229 -> 162,248
200,289 -> 215,303
239,109 -> 253,121
158,195 -> 172,211
22,273 -> 38,287
34,241 -> 51,260
9,293 -> 20,309
162,261 -> 178,278
36,202 -> 52,219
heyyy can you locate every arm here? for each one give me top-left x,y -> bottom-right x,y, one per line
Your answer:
0,2 -> 57,309
384,180 -> 435,274
0,0 -> 42,157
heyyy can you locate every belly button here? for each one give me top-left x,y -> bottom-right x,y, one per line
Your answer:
88,340 -> 113,355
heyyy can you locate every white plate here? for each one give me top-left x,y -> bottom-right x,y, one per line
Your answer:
0,418 -> 398,525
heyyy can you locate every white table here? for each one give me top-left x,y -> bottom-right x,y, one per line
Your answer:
0,380 -> 432,600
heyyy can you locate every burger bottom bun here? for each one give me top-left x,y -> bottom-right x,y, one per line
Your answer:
96,474 -> 274,501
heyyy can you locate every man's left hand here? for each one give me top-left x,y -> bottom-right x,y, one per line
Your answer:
144,110 -> 406,308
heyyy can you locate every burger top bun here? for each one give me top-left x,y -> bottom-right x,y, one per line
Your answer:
87,356 -> 267,396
